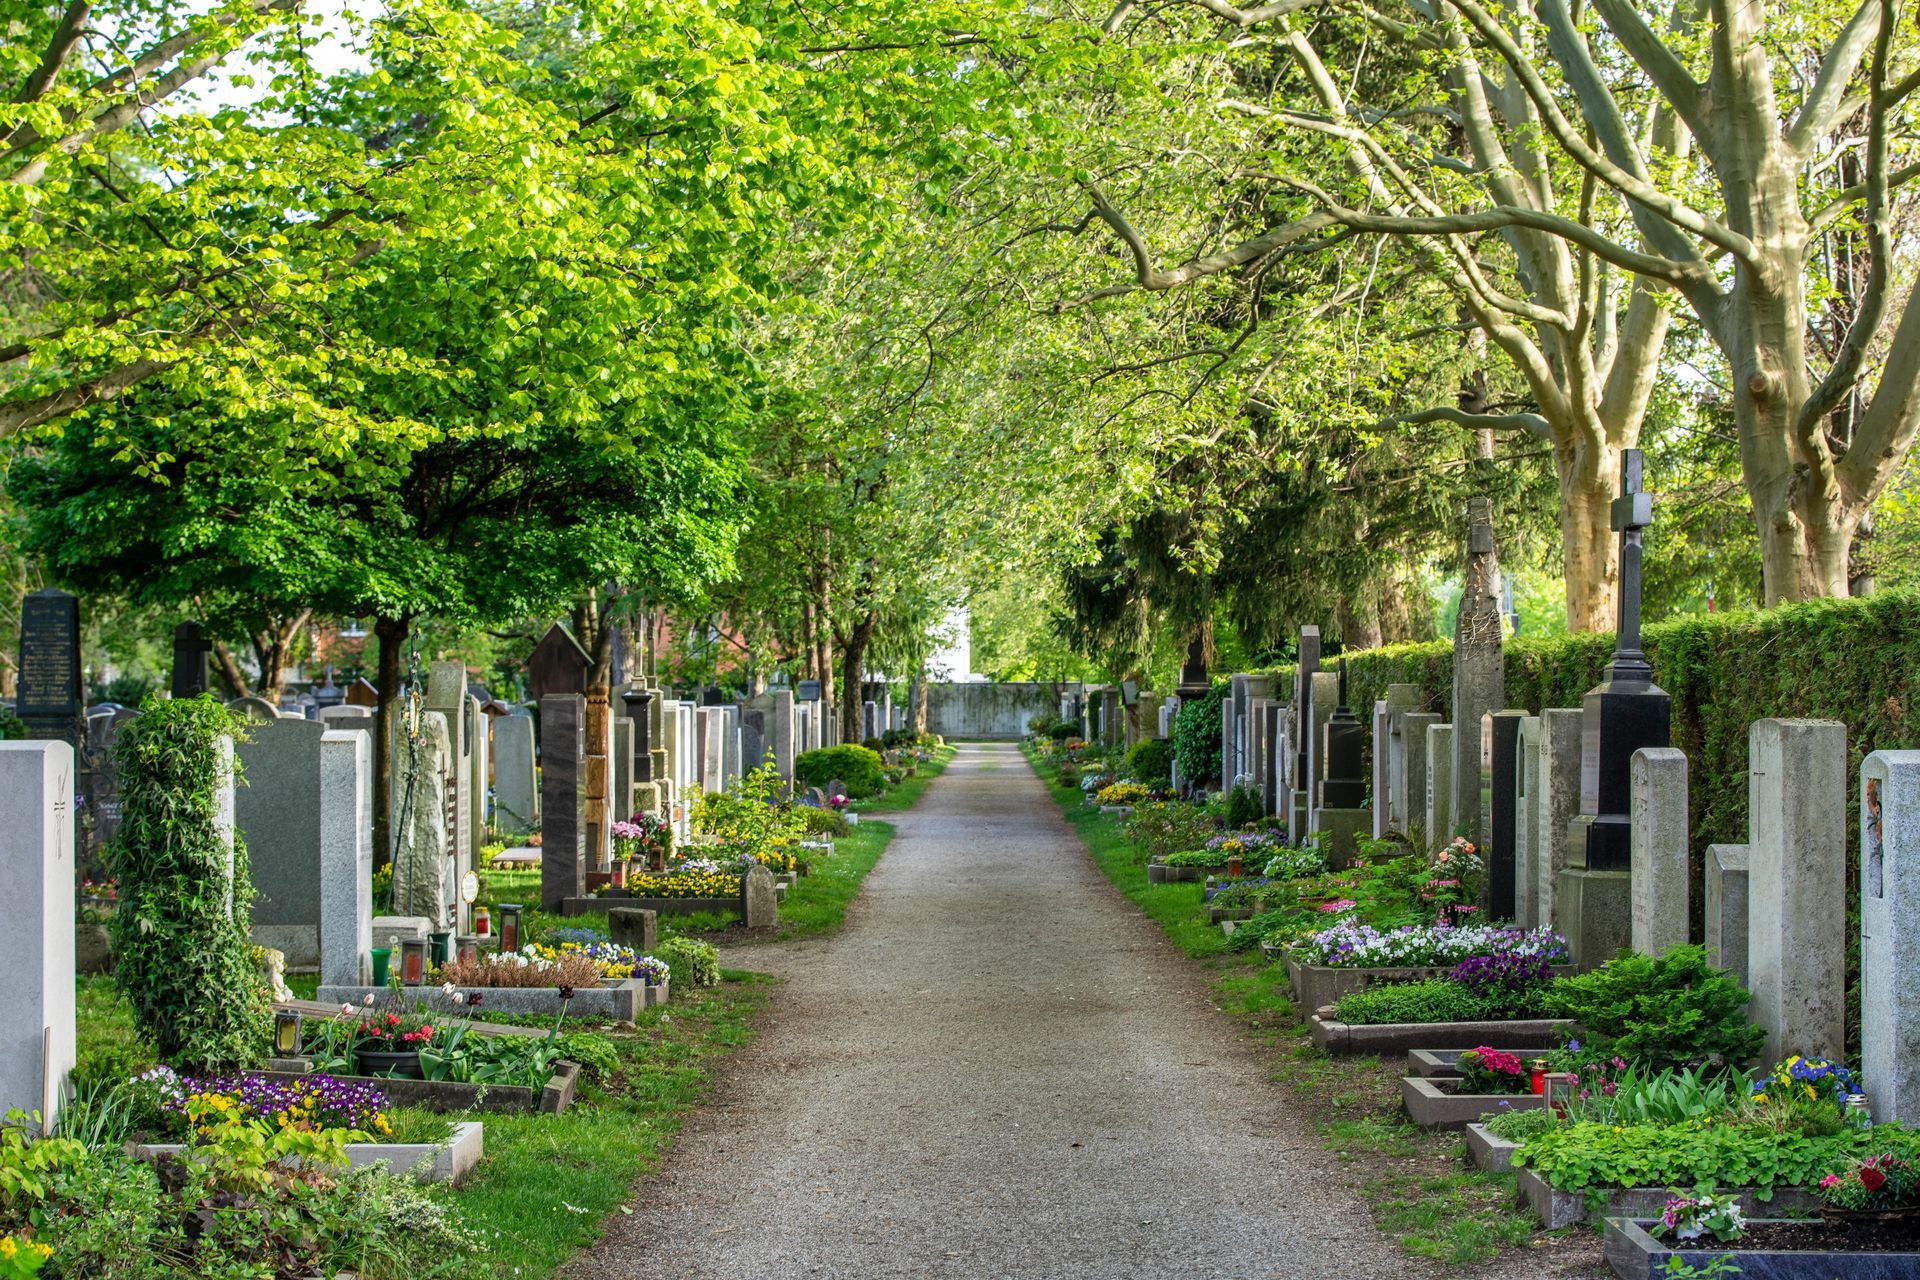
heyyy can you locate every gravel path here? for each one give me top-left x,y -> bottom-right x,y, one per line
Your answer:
567,743 -> 1458,1280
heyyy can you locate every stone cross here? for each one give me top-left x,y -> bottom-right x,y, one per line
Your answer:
1608,448 -> 1654,682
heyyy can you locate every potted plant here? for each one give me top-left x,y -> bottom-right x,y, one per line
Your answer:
1816,1154 -> 1920,1223
351,1002 -> 439,1078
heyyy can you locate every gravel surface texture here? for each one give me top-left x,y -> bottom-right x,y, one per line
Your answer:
568,743 -> 1551,1280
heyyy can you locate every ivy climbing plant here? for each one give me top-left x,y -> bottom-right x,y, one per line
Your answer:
106,695 -> 269,1071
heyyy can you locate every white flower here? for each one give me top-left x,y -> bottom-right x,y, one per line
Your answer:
363,993 -> 375,1006
340,1003 -> 354,1016
441,981 -> 458,997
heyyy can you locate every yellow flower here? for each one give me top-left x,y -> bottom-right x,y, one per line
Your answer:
1,1236 -> 18,1258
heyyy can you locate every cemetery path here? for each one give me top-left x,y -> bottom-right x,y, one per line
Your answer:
568,744 -> 1523,1280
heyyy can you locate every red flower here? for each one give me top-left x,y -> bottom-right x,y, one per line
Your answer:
1860,1167 -> 1887,1192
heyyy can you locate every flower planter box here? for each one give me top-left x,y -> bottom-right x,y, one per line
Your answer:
1260,939 -> 1287,963
557,895 -> 742,918
139,1121 -> 483,1185
1208,905 -> 1255,924
1400,1076 -> 1543,1130
1463,1123 -> 1518,1173
1514,1165 -> 1818,1230
318,979 -> 649,1022
1407,1048 -> 1549,1078
1286,956 -> 1577,1016
1146,862 -> 1210,884
252,1061 -> 581,1116
1308,1013 -> 1574,1055
642,978 -> 670,1008
1601,1216 -> 1920,1280
1099,804 -> 1134,816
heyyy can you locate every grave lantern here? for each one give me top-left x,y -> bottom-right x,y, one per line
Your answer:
456,935 -> 479,966
272,1010 -> 304,1057
498,904 -> 523,954
612,859 -> 630,890
1543,1072 -> 1581,1117
399,938 -> 430,985
474,905 -> 491,937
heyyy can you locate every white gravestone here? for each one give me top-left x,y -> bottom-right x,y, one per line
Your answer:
0,742 -> 76,1131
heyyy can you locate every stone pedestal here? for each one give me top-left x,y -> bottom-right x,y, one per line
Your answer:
1535,708 -> 1583,934
539,695 -> 586,913
1748,718 -> 1846,1064
1628,746 -> 1690,957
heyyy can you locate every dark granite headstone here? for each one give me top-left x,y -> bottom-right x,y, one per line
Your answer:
1485,710 -> 1527,920
170,621 -> 213,699
17,588 -> 83,744
1319,660 -> 1367,809
622,686 -> 656,783
539,694 -> 586,911
85,706 -> 138,849
797,678 -> 822,702
1175,636 -> 1209,702
1294,625 -> 1321,783
527,624 -> 590,700
1569,450 -> 1670,872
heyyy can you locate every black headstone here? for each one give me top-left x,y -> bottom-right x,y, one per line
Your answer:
1295,625 -> 1321,782
1485,710 -> 1527,919
527,624 -> 590,700
1569,450 -> 1671,871
621,686 -> 655,782
170,621 -> 212,699
1320,659 -> 1366,808
17,588 -> 83,743
796,678 -> 822,702
1175,636 -> 1209,701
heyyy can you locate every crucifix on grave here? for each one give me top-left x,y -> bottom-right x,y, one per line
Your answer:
1562,450 -> 1672,954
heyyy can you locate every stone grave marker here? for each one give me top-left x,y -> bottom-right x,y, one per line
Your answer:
1705,842 -> 1750,987
1534,708 -> 1582,936
1514,715 -> 1542,927
539,694 -> 586,912
84,705 -> 137,852
1452,499 -> 1505,849
1628,746 -> 1689,956
425,663 -> 473,924
1562,450 -> 1667,967
227,696 -> 279,723
0,741 -> 76,1130
1399,712 -> 1439,843
1316,662 -> 1369,867
237,717 -> 328,968
390,711 -> 454,930
741,863 -> 777,929
772,689 -> 796,788
492,713 -> 537,834
1424,723 -> 1453,848
1861,750 -> 1920,1123
610,907 -> 658,953
170,620 -> 212,699
1484,710 -> 1526,920
1748,718 -> 1846,1064
319,728 -> 372,987
16,588 -> 83,747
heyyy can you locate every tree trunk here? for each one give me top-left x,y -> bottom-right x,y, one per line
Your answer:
248,610 -> 311,705
837,609 -> 876,745
210,640 -> 252,699
911,674 -> 928,736
1556,439 -> 1619,634
1338,594 -> 1383,651
372,614 -> 410,869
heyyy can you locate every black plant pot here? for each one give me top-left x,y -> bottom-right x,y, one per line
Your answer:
355,1049 -> 423,1079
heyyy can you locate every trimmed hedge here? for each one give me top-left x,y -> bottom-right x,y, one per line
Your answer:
1172,680 -> 1227,787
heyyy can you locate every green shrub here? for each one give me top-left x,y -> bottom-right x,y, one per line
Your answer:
659,937 -> 720,988
1126,738 -> 1173,785
1163,847 -> 1231,868
1513,1120 -> 1920,1197
106,695 -> 269,1071
1047,721 -> 1079,741
1172,683 -> 1227,787
0,708 -> 27,740
1331,978 -> 1552,1025
793,805 -> 850,838
1224,783 -> 1262,828
1544,945 -> 1765,1069
794,744 -> 886,798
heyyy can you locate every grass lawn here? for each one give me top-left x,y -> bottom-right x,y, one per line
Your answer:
1021,744 -> 1547,1269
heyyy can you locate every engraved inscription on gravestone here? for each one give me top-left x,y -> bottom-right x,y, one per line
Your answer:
18,589 -> 81,714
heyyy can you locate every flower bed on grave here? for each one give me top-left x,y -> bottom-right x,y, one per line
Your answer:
1400,1047 -> 1546,1130
1288,922 -> 1571,1013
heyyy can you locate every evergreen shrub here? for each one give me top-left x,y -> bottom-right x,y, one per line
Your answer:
794,744 -> 886,797
1172,681 -> 1227,787
1126,738 -> 1173,785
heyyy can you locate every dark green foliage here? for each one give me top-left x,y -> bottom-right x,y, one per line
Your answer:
1331,977 -> 1553,1025
105,695 -> 269,1070
1047,721 -> 1079,741
1224,783 -> 1262,828
1126,737 -> 1173,785
0,707 -> 26,739
1543,945 -> 1765,1069
1172,681 -> 1227,787
794,744 -> 886,798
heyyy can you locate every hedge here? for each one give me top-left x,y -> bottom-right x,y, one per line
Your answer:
1172,680 -> 1228,786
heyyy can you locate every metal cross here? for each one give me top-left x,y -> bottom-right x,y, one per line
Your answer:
1607,449 -> 1653,680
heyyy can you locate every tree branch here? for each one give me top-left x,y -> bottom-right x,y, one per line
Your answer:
1392,405 -> 1555,441
1786,0 -> 1883,154
12,1 -> 90,105
1585,0 -> 1707,140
